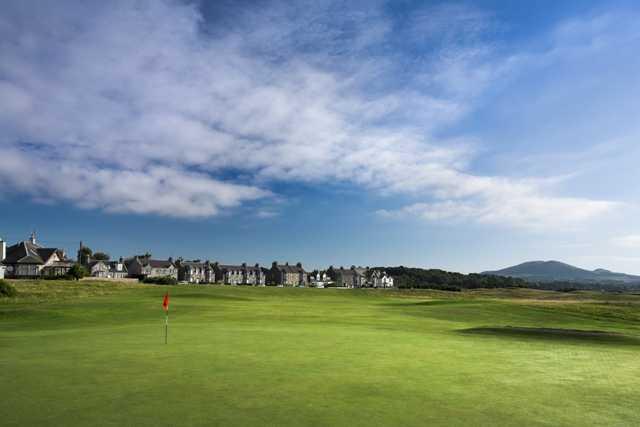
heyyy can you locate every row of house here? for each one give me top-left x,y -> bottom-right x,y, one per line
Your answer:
175,261 -> 305,286
0,234 -> 393,288
314,266 -> 394,288
174,261 -> 393,288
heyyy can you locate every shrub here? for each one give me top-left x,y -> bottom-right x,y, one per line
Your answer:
141,276 -> 178,285
66,264 -> 88,281
0,280 -> 17,298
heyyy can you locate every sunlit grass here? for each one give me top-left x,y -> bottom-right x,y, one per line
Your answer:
2,281 -> 639,426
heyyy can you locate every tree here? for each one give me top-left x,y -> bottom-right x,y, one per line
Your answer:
93,252 -> 110,261
67,264 -> 88,281
78,246 -> 93,265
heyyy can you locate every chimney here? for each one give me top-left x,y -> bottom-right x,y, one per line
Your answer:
30,231 -> 37,245
0,238 -> 5,261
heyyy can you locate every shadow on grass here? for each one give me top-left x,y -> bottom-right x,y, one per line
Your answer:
386,300 -> 470,307
459,326 -> 640,345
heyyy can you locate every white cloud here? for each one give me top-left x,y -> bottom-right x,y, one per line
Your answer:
0,146 -> 267,217
0,0 -> 619,229
611,235 -> 640,249
379,195 -> 616,231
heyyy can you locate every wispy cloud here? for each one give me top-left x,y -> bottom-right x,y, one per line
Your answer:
611,235 -> 640,249
0,0 -> 620,229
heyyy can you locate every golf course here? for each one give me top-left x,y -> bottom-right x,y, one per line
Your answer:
2,280 -> 640,426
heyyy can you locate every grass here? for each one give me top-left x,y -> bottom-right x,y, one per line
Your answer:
2,281 -> 640,426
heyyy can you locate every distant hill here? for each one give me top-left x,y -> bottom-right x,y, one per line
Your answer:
483,261 -> 640,284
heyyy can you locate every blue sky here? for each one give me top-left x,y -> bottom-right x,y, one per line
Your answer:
1,0 -> 639,273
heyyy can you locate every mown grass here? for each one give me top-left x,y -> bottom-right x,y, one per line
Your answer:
1,281 -> 640,426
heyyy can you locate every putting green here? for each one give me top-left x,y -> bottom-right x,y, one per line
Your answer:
1,281 -> 640,426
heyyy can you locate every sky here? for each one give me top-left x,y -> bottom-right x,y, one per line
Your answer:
1,0 -> 639,273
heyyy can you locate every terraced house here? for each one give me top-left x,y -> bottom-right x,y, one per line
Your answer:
176,260 -> 214,284
268,262 -> 307,286
1,233 -> 74,278
125,256 -> 177,279
213,262 -> 265,285
328,266 -> 367,288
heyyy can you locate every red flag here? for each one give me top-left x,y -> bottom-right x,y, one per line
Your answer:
162,292 -> 169,312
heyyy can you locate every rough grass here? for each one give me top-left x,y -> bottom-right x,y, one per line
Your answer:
1,281 -> 640,426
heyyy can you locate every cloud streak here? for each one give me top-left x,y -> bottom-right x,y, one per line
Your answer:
0,0 -> 619,228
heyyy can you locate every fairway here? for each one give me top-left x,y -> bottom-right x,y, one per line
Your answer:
2,281 -> 640,426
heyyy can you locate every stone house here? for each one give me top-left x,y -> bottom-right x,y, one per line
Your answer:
328,266 -> 367,288
176,260 -> 214,284
268,262 -> 306,286
1,233 -> 74,278
242,263 -> 266,285
213,262 -> 265,285
125,256 -> 177,279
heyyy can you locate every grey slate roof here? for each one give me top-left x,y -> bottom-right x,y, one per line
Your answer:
2,241 -> 67,265
274,264 -> 305,273
180,261 -> 208,268
108,261 -> 127,273
125,257 -> 174,269
148,259 -> 174,269
218,264 -> 262,273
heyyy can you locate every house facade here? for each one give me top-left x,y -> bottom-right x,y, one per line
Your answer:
88,259 -> 128,279
370,270 -> 394,288
268,262 -> 306,286
309,270 -> 332,288
108,260 -> 129,279
88,260 -> 110,278
328,266 -> 367,288
176,260 -> 214,284
125,256 -> 177,279
213,263 -> 265,285
1,233 -> 74,278
242,263 -> 266,285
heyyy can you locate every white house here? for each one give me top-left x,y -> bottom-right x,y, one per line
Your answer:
2,233 -> 74,278
309,271 -> 332,288
370,270 -> 394,288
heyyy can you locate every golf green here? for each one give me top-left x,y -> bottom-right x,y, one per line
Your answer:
2,281 -> 640,426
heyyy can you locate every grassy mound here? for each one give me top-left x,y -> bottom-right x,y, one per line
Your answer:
0,279 -> 17,297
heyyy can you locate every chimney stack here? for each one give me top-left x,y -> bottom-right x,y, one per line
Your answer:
0,238 -> 5,262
